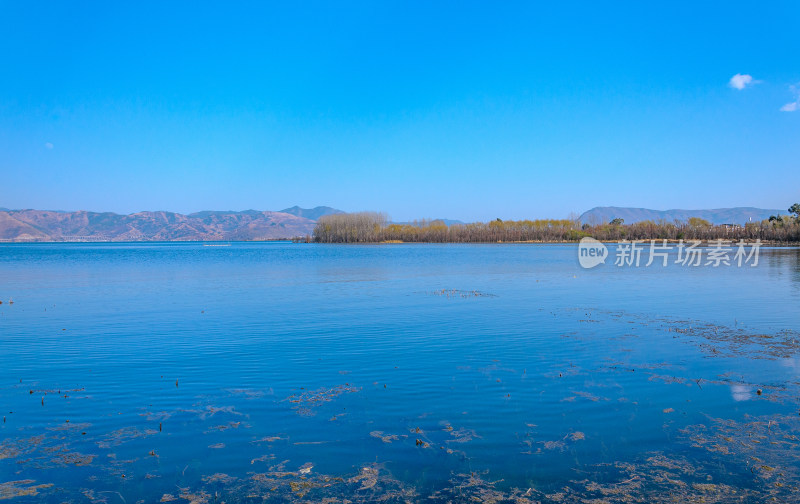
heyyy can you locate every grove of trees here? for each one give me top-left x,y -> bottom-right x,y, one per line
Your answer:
311,212 -> 389,243
310,206 -> 800,244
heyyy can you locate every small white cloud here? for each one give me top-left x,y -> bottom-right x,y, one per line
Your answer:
729,73 -> 754,90
780,82 -> 800,112
45,142 -> 54,149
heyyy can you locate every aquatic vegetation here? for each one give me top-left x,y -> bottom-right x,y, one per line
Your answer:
647,374 -> 690,386
2,392 -> 800,502
445,426 -> 478,444
426,289 -> 498,298
680,413 -> 800,491
48,421 -> 92,432
176,488 -> 211,504
348,465 -> 379,490
201,473 -> 236,484
226,388 -> 270,399
370,431 -> 402,444
177,463 -> 417,503
98,426 -> 159,448
0,435 -> 45,461
3,341 -> 798,503
0,443 -> 22,461
198,405 -> 243,420
141,410 -> 172,422
285,384 -> 361,416
540,440 -> 566,451
674,324 -> 800,360
430,471 -> 536,503
429,452 -> 790,503
50,449 -> 95,467
559,458 -> 754,503
594,308 -> 800,361
250,454 -> 274,465
251,436 -> 284,444
560,390 -> 608,402
206,421 -> 245,432
0,480 -> 53,499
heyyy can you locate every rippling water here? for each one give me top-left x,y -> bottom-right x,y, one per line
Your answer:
1,243 -> 799,502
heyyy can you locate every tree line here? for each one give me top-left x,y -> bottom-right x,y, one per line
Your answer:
310,205 -> 800,244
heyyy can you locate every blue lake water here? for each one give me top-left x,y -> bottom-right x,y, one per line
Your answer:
1,242 -> 799,502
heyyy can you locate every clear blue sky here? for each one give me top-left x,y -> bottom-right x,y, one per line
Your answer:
1,1 -> 798,221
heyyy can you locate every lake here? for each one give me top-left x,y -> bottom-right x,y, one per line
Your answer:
1,242 -> 799,502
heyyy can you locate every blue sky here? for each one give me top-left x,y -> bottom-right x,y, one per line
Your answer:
1,1 -> 798,221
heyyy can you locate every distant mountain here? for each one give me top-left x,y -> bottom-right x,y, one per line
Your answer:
279,206 -> 345,221
579,206 -> 787,226
0,209 -> 318,242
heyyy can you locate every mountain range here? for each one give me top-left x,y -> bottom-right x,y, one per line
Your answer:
0,206 -> 343,242
579,206 -> 787,226
279,205 -> 345,220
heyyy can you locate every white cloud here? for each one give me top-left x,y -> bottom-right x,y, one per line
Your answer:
45,142 -> 54,149
780,83 -> 799,112
781,101 -> 798,112
729,73 -> 754,90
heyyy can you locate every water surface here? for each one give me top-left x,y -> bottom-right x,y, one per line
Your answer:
1,243 -> 799,502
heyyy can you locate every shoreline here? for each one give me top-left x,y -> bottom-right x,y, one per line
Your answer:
1,239 -> 799,246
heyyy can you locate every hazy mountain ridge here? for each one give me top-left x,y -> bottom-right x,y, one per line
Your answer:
0,207 -> 343,242
280,206 -> 345,220
579,206 -> 786,225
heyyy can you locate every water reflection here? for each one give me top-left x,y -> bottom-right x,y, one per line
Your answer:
730,384 -> 751,401
781,355 -> 800,377
764,247 -> 800,289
